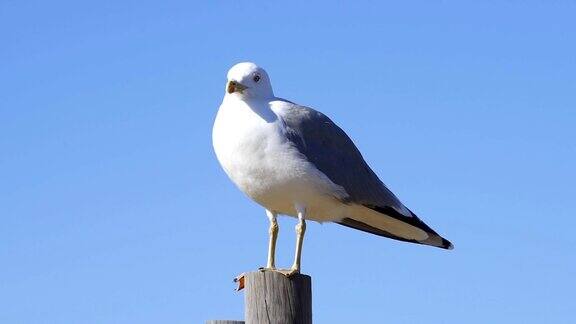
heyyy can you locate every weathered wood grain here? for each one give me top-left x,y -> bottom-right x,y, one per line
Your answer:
244,271 -> 312,324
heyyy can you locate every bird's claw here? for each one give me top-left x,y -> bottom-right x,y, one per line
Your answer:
260,267 -> 300,277
283,268 -> 300,277
235,267 -> 300,291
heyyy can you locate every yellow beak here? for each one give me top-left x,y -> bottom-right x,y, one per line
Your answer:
226,80 -> 248,94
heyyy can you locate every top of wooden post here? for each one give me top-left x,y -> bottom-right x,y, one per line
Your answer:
244,271 -> 312,324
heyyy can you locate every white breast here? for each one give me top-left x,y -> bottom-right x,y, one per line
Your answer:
212,97 -> 288,199
212,97 -> 348,220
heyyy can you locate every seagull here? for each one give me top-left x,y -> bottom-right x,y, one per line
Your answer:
212,62 -> 453,276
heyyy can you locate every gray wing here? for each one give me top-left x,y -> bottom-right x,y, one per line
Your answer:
280,103 -> 406,212
281,103 -> 453,249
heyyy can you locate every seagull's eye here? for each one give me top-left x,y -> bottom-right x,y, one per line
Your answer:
253,74 -> 261,83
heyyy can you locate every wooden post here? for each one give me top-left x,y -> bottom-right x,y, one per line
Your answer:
208,271 -> 312,324
244,271 -> 312,324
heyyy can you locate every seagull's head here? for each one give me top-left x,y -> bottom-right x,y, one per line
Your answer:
225,62 -> 274,99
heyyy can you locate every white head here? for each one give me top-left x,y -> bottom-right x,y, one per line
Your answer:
225,62 -> 274,99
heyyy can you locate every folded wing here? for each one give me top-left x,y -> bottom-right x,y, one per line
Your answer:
280,102 -> 452,249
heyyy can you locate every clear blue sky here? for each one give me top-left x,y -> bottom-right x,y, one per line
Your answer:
1,1 -> 575,323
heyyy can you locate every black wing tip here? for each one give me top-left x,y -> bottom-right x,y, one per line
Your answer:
440,237 -> 454,250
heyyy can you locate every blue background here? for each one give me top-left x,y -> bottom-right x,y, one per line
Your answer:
1,1 -> 575,323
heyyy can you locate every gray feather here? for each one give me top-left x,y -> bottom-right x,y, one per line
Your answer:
280,103 -> 406,214
279,102 -> 453,249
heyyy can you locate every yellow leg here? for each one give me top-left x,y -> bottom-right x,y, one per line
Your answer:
289,206 -> 306,275
266,210 -> 278,269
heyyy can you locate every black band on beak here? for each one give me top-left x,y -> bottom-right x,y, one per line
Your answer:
227,80 -> 237,94
227,80 -> 248,94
